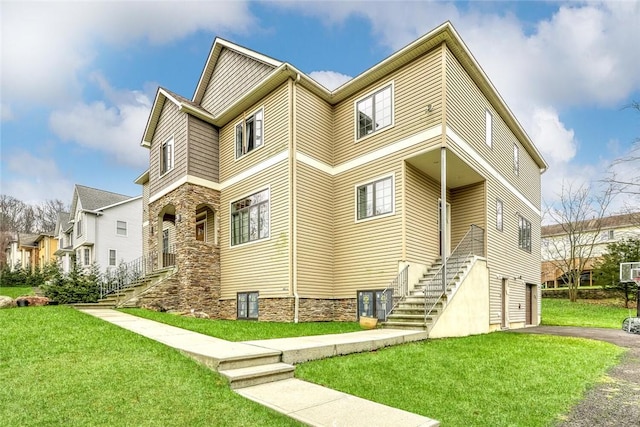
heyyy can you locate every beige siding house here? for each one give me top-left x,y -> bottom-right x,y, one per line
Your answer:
133,22 -> 547,336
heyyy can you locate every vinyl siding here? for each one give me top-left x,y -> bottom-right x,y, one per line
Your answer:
296,85 -> 334,165
201,48 -> 275,116
142,181 -> 150,256
149,100 -> 187,197
450,181 -> 486,248
333,46 -> 443,166
219,83 -> 289,182
333,155 -> 405,298
219,160 -> 290,299
296,162 -> 334,297
404,162 -> 441,264
187,115 -> 219,183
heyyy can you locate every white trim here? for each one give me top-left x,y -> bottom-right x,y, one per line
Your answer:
354,173 -> 396,223
195,211 -> 207,242
485,109 -> 492,148
354,81 -> 395,142
446,126 -> 540,216
160,134 -> 175,177
220,40 -> 282,68
297,126 -> 442,176
108,248 -> 117,267
116,220 -> 128,237
234,106 -> 265,161
222,150 -> 288,190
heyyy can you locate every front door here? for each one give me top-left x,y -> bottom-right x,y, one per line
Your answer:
438,200 -> 451,258
501,278 -> 508,329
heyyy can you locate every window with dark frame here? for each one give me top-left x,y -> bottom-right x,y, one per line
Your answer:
237,291 -> 259,319
83,248 -> 90,266
518,215 -> 531,252
196,212 -> 206,241
357,290 -> 392,321
235,109 -> 263,159
496,199 -> 503,231
357,84 -> 392,139
231,189 -> 269,246
357,176 -> 393,220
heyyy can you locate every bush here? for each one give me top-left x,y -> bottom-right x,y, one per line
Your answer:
0,262 -> 57,288
41,263 -> 100,304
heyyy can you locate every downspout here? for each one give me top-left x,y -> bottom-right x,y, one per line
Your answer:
291,73 -> 301,322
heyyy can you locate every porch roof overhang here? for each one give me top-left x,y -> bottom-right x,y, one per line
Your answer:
406,147 -> 484,189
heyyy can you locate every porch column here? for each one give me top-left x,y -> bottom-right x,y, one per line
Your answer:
441,146 -> 447,292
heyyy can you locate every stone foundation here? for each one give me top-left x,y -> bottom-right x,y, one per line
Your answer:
217,297 -> 357,322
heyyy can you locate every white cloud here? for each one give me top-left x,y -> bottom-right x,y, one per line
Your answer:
308,71 -> 352,90
48,75 -> 152,169
1,103 -> 14,122
2,150 -> 74,205
528,106 -> 576,165
1,1 -> 256,108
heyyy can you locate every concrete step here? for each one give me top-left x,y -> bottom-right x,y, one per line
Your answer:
216,353 -> 283,371
386,313 -> 435,322
381,321 -> 427,330
219,362 -> 295,389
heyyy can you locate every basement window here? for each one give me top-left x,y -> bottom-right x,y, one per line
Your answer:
237,292 -> 259,320
357,290 -> 392,321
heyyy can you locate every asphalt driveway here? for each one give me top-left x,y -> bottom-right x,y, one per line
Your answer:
513,326 -> 640,426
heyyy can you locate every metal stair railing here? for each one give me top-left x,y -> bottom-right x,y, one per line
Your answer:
381,264 -> 409,321
424,225 -> 485,324
100,244 -> 176,298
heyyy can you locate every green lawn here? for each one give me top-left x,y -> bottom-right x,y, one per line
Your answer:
0,306 -> 301,427
542,298 -> 635,328
0,286 -> 34,298
120,308 -> 361,341
296,332 -> 624,427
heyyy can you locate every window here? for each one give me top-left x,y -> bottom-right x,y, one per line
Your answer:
116,221 -> 127,236
237,292 -> 259,319
196,212 -> 206,241
485,110 -> 492,148
609,230 -> 615,240
496,199 -> 503,231
76,218 -> 82,237
518,215 -> 531,252
357,290 -> 392,321
109,249 -> 117,266
357,84 -> 393,139
357,176 -> 393,220
83,248 -> 90,266
161,136 -> 174,175
235,109 -> 263,159
513,143 -> 519,175
231,189 -> 269,246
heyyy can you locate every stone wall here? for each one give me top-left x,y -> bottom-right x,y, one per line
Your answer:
218,297 -> 357,322
147,183 -> 221,316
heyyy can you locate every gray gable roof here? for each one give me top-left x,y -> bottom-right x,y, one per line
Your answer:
70,184 -> 133,214
55,211 -> 71,234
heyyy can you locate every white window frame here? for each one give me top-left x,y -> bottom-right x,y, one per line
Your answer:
235,107 -> 264,160
116,220 -> 127,236
355,174 -> 395,222
354,82 -> 394,141
160,135 -> 174,176
513,143 -> 519,176
76,217 -> 83,237
83,247 -> 91,266
230,187 -> 270,247
518,215 -> 531,253
496,199 -> 503,232
108,249 -> 117,267
485,109 -> 493,148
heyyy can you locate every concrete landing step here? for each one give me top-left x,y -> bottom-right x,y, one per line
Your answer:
219,362 -> 295,389
381,321 -> 427,330
72,303 -> 116,309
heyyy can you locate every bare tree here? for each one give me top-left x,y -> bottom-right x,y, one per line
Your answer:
604,101 -> 640,198
35,199 -> 67,233
543,181 -> 616,302
0,195 -> 26,232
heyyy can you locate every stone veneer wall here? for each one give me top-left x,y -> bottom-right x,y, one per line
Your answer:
148,183 -> 221,317
219,297 -> 357,322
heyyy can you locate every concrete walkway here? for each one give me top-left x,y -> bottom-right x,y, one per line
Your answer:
77,308 -> 438,427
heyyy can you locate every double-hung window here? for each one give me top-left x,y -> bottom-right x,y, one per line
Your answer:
518,215 -> 531,252
76,218 -> 83,237
83,248 -> 90,266
231,189 -> 269,246
357,176 -> 393,221
109,249 -> 117,267
356,84 -> 393,139
116,220 -> 127,236
161,136 -> 174,175
235,109 -> 263,159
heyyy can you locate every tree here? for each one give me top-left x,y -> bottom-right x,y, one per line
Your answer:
543,180 -> 616,302
604,101 -> 640,199
592,238 -> 640,308
35,199 -> 67,232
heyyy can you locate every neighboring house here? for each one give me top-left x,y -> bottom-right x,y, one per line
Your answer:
541,212 -> 640,288
34,233 -> 57,270
54,185 -> 143,274
4,232 -> 39,271
134,22 -> 547,336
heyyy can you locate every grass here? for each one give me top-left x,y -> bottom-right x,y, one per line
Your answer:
296,332 -> 624,427
0,305 -> 302,427
0,286 -> 34,298
120,308 -> 361,341
542,298 -> 636,328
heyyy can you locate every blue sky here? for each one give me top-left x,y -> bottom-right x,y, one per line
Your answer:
2,1 -> 640,213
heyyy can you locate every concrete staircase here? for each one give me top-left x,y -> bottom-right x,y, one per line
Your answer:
383,257 -> 472,331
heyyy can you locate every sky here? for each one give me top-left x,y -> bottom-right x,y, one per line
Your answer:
1,0 -> 640,216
